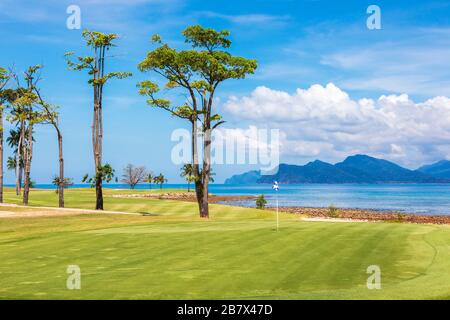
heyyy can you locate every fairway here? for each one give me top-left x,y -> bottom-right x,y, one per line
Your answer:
1,188 -> 450,299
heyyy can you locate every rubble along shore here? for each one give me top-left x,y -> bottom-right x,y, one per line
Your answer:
111,192 -> 255,203
274,206 -> 450,224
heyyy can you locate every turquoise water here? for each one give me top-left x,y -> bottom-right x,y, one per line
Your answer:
209,184 -> 450,215
29,183 -> 450,215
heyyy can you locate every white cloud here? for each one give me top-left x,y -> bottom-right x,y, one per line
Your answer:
319,35 -> 450,96
197,11 -> 290,26
223,83 -> 450,167
262,24 -> 450,97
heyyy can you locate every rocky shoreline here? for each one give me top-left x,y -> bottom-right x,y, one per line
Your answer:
111,192 -> 255,203
274,206 -> 450,225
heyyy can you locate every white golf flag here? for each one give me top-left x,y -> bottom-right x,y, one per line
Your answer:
272,181 -> 279,191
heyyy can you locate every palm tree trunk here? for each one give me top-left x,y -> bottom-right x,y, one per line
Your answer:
57,129 -> 64,208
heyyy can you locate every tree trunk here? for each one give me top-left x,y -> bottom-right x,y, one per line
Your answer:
0,108 -> 3,203
57,130 -> 64,208
97,101 -> 104,209
95,173 -> 103,210
93,96 -> 103,210
194,179 -> 204,215
200,188 -> 209,218
23,125 -> 33,205
200,128 -> 211,218
93,129 -> 103,210
15,161 -> 20,196
191,119 -> 206,217
23,168 -> 30,204
18,165 -> 22,195
15,124 -> 24,196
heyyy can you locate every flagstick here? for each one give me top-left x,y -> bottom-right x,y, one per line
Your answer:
272,181 -> 279,232
276,191 -> 279,232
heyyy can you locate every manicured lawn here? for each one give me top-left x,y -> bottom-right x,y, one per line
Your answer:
0,188 -> 450,299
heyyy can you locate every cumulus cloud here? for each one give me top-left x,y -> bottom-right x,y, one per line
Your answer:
223,83 -> 450,167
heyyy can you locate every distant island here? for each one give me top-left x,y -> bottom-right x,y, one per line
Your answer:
225,154 -> 450,184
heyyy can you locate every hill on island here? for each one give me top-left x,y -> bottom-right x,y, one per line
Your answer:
225,154 -> 447,184
418,160 -> 450,179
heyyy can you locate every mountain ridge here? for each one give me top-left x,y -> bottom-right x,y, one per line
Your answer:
418,160 -> 450,179
225,154 -> 448,184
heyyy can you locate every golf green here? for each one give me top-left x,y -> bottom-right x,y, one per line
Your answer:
0,188 -> 449,299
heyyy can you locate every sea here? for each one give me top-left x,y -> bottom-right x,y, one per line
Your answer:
26,183 -> 450,215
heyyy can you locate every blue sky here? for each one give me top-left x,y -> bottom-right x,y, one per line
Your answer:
1,0 -> 450,183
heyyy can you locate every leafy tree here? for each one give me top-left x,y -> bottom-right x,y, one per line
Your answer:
153,173 -> 167,190
7,66 -> 47,205
255,195 -> 267,209
33,72 -> 66,207
121,164 -> 147,189
180,163 -> 195,192
66,30 -> 132,210
0,67 -> 10,202
82,164 -> 115,188
138,25 -> 257,218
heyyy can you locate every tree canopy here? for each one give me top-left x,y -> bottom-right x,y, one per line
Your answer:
65,30 -> 132,87
137,25 -> 257,129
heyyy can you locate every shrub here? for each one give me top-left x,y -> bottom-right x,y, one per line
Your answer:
327,204 -> 339,218
256,195 -> 267,209
397,213 -> 407,222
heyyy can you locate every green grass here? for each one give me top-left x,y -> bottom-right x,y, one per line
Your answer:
1,188 -> 450,299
